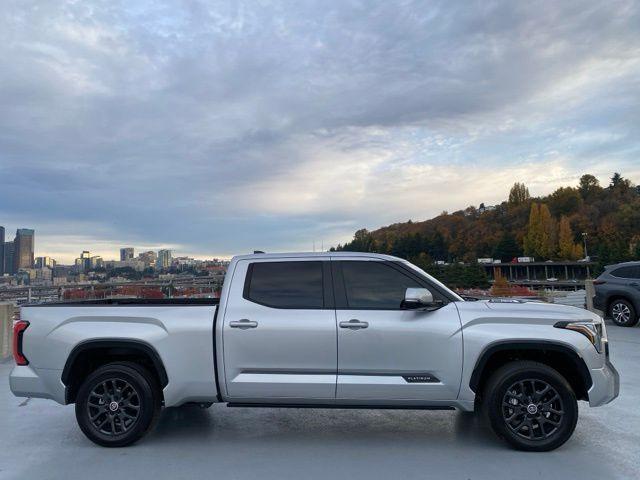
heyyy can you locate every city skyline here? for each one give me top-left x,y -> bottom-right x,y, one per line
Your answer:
0,224 -> 230,266
1,2 -> 639,260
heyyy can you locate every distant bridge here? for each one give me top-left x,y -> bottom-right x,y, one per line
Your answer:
479,260 -> 595,290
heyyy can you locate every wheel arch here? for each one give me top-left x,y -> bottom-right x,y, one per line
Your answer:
469,340 -> 592,402
62,339 -> 168,404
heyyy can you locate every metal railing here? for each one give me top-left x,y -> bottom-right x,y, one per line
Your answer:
0,275 -> 225,305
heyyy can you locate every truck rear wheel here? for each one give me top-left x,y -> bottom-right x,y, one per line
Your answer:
75,362 -> 161,447
482,361 -> 578,452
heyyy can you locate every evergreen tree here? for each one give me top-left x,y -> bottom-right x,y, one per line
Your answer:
508,182 -> 530,205
492,233 -> 521,262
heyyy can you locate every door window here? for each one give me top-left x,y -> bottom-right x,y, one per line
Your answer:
245,261 -> 324,308
340,261 -> 423,309
611,266 -> 640,279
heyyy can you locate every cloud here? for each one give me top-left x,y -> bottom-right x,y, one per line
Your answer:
0,0 -> 639,262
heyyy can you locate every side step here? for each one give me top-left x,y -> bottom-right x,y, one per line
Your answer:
226,403 -> 455,410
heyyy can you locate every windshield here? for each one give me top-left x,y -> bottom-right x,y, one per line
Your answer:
401,260 -> 464,302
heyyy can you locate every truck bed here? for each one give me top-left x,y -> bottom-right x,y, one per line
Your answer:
25,297 -> 220,307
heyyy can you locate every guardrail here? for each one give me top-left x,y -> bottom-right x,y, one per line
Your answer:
0,303 -> 15,361
0,275 -> 225,305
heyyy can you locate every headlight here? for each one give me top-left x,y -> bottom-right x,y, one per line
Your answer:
554,319 -> 606,353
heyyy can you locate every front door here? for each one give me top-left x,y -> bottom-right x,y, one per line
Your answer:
222,259 -> 337,401
334,258 -> 463,402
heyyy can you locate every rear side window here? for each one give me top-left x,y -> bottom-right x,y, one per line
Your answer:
245,261 -> 324,309
340,261 -> 422,309
611,266 -> 640,279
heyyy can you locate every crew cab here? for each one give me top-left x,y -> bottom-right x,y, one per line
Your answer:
10,252 -> 619,451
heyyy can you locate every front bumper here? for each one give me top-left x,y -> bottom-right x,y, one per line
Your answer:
588,359 -> 620,407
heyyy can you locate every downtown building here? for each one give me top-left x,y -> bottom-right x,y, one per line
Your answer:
157,249 -> 172,269
13,228 -> 35,271
0,227 -> 35,275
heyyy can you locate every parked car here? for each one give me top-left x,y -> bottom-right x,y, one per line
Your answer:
594,261 -> 640,327
10,252 -> 618,451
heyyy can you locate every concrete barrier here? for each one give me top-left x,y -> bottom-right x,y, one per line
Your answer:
0,303 -> 15,360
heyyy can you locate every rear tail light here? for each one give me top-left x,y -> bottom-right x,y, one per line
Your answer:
12,311 -> 30,366
593,280 -> 606,285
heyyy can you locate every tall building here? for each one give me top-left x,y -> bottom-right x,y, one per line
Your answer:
90,256 -> 104,269
0,226 -> 4,275
13,229 -> 34,271
4,242 -> 15,275
75,251 -> 92,272
35,256 -> 55,269
157,249 -> 172,269
120,247 -> 134,261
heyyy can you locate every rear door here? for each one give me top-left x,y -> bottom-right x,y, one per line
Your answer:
333,258 -> 463,402
222,258 -> 337,401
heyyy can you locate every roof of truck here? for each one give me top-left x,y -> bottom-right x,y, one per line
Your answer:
231,251 -> 402,262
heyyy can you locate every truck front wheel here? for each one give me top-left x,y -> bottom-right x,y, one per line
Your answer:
482,361 -> 578,451
75,362 -> 161,447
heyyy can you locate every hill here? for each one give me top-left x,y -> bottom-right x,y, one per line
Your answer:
333,173 -> 640,276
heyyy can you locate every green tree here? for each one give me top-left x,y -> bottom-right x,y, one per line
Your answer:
508,182 -> 530,205
578,174 -> 601,199
492,233 -> 521,262
548,187 -> 583,216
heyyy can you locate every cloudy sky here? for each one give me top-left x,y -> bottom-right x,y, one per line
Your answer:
1,0 -> 639,263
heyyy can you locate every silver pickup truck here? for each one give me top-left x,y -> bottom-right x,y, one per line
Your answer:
10,252 -> 619,451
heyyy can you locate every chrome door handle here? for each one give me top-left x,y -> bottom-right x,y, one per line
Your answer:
339,319 -> 369,330
229,319 -> 258,329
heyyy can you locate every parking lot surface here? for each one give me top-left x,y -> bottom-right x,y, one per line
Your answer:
1,321 -> 638,480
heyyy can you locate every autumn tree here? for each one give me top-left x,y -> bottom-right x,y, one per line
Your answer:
558,216 -> 576,260
539,203 -> 557,259
524,202 -> 556,259
508,182 -> 530,205
524,203 -> 541,257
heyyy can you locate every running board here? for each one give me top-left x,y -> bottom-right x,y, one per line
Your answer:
226,403 -> 455,410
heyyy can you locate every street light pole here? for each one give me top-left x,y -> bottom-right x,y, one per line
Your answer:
582,232 -> 588,261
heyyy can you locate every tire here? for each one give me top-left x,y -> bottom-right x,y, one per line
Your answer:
75,362 -> 162,447
482,361 -> 578,452
609,298 -> 639,327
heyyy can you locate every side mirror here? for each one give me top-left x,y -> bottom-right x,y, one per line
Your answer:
402,288 -> 442,311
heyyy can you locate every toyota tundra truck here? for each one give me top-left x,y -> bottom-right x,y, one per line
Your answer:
10,252 -> 619,451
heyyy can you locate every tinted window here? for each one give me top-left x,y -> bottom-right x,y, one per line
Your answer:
611,266 -> 640,279
341,261 -> 422,309
246,261 -> 324,308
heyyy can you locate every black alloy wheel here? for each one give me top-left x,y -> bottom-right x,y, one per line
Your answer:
87,378 -> 141,436
483,361 -> 578,451
75,362 -> 161,447
501,379 -> 564,441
